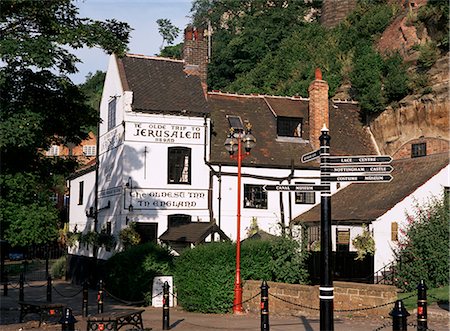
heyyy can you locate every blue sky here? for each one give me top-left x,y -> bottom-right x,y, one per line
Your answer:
71,0 -> 192,84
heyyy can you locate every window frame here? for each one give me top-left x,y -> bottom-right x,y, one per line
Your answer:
391,222 -> 398,242
108,98 -> 117,131
83,145 -> 97,156
78,181 -> 84,205
168,214 -> 192,228
47,145 -> 60,156
243,184 -> 268,209
294,182 -> 316,204
336,229 -> 350,252
167,147 -> 192,185
277,117 -> 302,137
411,142 -> 426,158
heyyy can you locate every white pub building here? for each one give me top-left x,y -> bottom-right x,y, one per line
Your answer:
67,27 -> 448,282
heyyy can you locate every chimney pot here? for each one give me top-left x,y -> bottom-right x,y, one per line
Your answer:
315,68 -> 322,80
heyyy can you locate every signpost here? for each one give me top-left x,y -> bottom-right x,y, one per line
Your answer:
321,165 -> 393,173
325,175 -> 393,183
301,149 -> 320,163
322,155 -> 392,164
263,184 -> 330,192
301,128 -> 394,331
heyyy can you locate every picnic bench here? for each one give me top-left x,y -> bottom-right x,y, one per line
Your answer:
18,300 -> 66,326
86,309 -> 146,331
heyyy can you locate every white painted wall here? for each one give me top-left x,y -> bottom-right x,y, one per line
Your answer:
211,165 -> 341,240
371,164 -> 449,273
67,170 -> 96,257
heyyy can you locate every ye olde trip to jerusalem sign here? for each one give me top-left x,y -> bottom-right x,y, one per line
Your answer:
125,122 -> 203,145
127,189 -> 208,210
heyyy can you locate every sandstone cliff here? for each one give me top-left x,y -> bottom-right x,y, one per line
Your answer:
370,1 -> 449,157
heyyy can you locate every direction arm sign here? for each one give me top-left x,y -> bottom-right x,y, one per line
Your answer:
301,149 -> 321,163
321,165 -> 393,173
324,175 -> 393,183
263,184 -> 330,192
323,155 -> 392,164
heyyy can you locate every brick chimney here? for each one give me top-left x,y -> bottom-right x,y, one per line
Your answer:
183,26 -> 209,90
308,68 -> 329,149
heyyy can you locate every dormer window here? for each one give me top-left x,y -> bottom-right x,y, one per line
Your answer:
277,117 -> 302,137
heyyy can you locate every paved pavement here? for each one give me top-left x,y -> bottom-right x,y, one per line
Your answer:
0,280 -> 448,331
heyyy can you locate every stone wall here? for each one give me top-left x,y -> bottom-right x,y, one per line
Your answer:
243,280 -> 397,317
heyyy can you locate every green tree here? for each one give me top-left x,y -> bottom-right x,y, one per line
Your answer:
191,0 -> 319,90
0,0 -> 131,246
159,43 -> 183,59
349,44 -> 385,114
156,18 -> 180,50
394,194 -> 449,292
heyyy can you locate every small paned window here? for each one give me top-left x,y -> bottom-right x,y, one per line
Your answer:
168,214 -> 191,228
244,184 -> 267,209
78,181 -> 84,205
336,229 -> 350,252
391,222 -> 398,241
295,192 -> 316,204
47,145 -> 60,156
308,226 -> 320,248
83,145 -> 96,156
295,182 -> 316,204
411,142 -> 426,158
277,117 -> 302,137
108,98 -> 116,131
168,147 -> 191,184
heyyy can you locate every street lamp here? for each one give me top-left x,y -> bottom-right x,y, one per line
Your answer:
224,122 -> 256,314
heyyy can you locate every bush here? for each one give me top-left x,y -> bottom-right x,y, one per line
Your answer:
50,256 -> 66,279
104,243 -> 174,303
394,193 -> 449,291
174,236 -> 310,313
269,236 -> 309,284
174,242 -> 235,313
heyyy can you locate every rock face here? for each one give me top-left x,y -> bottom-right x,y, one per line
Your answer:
369,56 -> 449,158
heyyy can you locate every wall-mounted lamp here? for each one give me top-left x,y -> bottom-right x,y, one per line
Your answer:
126,177 -> 134,212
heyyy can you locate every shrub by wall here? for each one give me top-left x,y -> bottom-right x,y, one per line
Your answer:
174,237 -> 310,313
104,242 -> 174,303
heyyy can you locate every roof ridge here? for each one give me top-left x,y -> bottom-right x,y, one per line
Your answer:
331,98 -> 359,104
208,90 -> 309,101
125,53 -> 184,63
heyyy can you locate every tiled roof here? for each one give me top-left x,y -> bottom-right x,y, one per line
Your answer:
117,54 -> 209,115
292,153 -> 449,224
159,222 -> 230,244
208,92 -> 378,168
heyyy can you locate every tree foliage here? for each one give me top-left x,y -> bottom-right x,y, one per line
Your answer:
0,0 -> 131,246
156,18 -> 180,50
190,0 -> 415,114
394,193 -> 449,292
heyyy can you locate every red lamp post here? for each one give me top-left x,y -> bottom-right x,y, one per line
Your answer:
224,123 -> 256,314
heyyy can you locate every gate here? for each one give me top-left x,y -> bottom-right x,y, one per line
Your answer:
308,251 -> 374,284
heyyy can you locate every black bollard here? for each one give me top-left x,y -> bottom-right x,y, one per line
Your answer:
59,307 -> 77,331
390,299 -> 410,331
97,279 -> 104,314
260,280 -> 270,331
19,273 -> 24,302
162,281 -> 170,330
82,281 -> 88,317
47,275 -> 52,302
417,280 -> 427,331
2,270 -> 7,296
